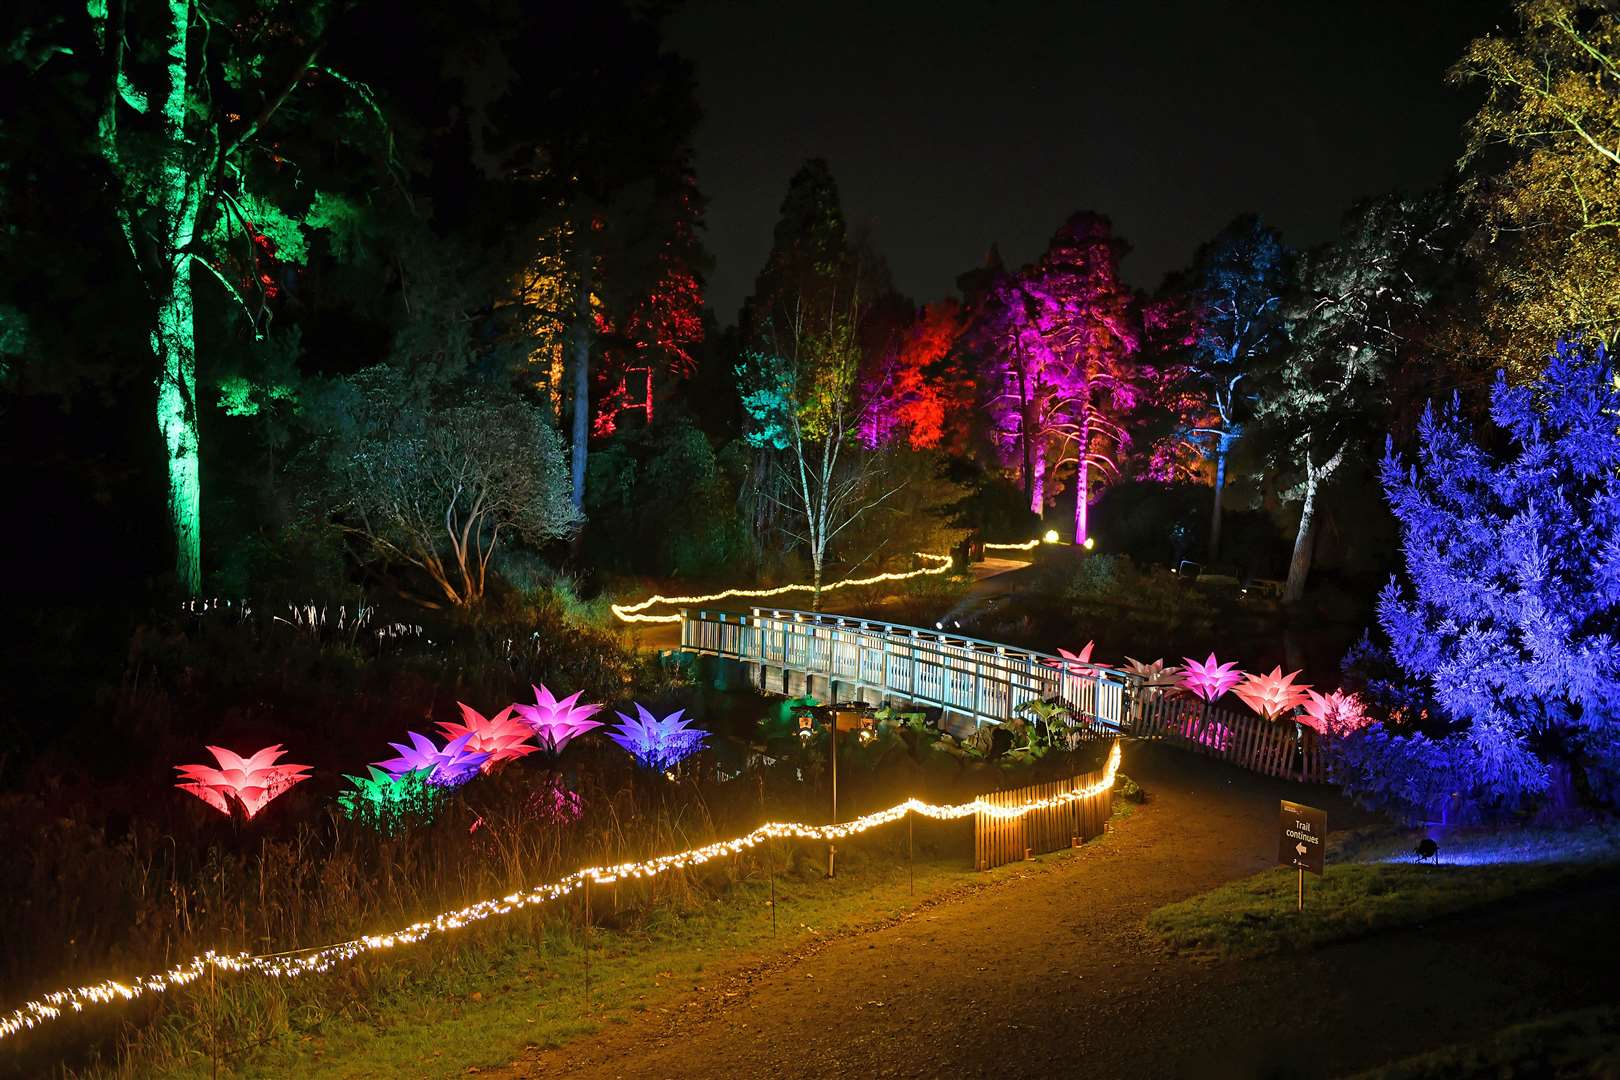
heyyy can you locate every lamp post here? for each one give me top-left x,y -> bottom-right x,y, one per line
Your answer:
796,701 -> 876,878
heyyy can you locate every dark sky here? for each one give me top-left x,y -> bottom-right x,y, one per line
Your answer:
665,0 -> 1511,322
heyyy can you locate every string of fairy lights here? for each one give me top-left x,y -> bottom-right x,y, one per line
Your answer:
0,743 -> 1119,1042
610,534 -> 1059,624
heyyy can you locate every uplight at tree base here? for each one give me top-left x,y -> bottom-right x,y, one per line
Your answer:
0,744 -> 1118,1041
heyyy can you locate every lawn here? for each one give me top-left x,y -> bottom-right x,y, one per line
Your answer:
1146,821 -> 1620,958
154,833 -> 1003,1079
1347,1003 -> 1620,1079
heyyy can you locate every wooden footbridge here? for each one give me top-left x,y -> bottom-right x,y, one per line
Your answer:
679,607 -> 1325,782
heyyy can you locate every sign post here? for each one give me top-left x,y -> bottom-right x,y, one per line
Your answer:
1278,799 -> 1326,911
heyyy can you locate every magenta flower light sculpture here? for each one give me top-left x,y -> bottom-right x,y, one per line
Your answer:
606,704 -> 709,773
1301,689 -> 1373,737
175,744 -> 312,819
513,683 -> 605,753
1180,653 -> 1243,702
436,703 -> 539,773
1232,666 -> 1314,721
373,731 -> 490,788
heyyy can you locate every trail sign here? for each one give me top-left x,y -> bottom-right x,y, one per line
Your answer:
1279,800 -> 1326,877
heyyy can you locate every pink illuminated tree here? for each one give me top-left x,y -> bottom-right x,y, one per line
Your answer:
435,703 -> 539,773
1232,666 -> 1314,721
513,683 -> 606,753
175,745 -> 312,820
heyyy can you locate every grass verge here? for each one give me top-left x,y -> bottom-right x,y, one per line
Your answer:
1147,822 -> 1620,958
1346,1003 -> 1620,1079
163,839 -> 989,1078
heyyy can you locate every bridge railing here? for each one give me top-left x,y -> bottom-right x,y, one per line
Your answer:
682,607 -> 1130,732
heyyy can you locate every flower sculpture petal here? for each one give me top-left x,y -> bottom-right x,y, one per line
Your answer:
436,703 -> 539,773
1042,641 -> 1101,676
175,744 -> 311,820
373,731 -> 490,788
606,703 -> 709,773
337,766 -> 442,833
1122,656 -> 1184,695
512,683 -> 605,753
1301,689 -> 1372,737
1232,666 -> 1314,721
1180,653 -> 1244,702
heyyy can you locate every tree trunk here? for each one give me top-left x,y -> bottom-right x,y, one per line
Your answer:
1030,438 -> 1046,516
1208,438 -> 1229,564
811,557 -> 824,611
154,257 -> 202,593
568,239 -> 592,513
1283,468 -> 1320,605
1072,417 -> 1090,545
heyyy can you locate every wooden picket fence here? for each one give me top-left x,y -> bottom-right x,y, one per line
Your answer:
1128,690 -> 1325,782
974,753 -> 1115,871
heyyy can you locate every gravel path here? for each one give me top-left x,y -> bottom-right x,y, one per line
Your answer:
491,743 -> 1620,1078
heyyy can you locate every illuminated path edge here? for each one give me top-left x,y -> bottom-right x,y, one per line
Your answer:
612,540 -> 1042,624
0,742 -> 1118,1042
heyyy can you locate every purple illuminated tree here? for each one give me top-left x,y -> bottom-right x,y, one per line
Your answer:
1376,339 -> 1620,808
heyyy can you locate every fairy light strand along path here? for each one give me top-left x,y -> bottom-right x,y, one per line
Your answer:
0,743 -> 1119,1042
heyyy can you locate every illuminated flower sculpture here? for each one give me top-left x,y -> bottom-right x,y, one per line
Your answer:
1180,653 -> 1243,702
337,767 -> 442,833
175,744 -> 312,819
1122,656 -> 1184,696
512,683 -> 605,753
1301,689 -> 1373,737
374,731 -> 489,788
436,703 -> 538,773
1232,666 -> 1313,721
1043,642 -> 1101,676
607,704 -> 709,773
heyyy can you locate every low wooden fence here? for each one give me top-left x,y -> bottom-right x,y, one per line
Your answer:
1129,690 -> 1325,783
974,756 -> 1115,871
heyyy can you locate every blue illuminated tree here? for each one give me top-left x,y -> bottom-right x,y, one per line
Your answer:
1374,339 -> 1620,810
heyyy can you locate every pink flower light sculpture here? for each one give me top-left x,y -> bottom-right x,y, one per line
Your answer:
513,683 -> 605,753
1042,641 -> 1101,675
1301,689 -> 1373,737
1122,656 -> 1184,696
1180,653 -> 1243,702
436,703 -> 539,773
175,744 -> 312,819
374,731 -> 490,788
1232,666 -> 1314,721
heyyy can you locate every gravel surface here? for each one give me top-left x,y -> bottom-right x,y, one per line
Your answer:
491,743 -> 1620,1079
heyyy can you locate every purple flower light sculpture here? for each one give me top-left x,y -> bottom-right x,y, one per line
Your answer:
1180,653 -> 1243,702
513,683 -> 605,753
606,704 -> 709,773
373,731 -> 490,788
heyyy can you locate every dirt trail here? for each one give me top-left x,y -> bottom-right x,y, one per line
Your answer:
491,743 -> 1620,1078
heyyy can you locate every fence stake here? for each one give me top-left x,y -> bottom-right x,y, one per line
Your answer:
583,877 -> 592,1013
769,857 -> 776,933
907,809 -> 914,896
209,956 -> 219,1080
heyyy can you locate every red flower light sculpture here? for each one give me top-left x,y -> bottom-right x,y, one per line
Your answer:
513,683 -> 605,753
1301,689 -> 1373,737
1232,666 -> 1314,721
1180,653 -> 1243,702
436,703 -> 539,773
175,744 -> 312,819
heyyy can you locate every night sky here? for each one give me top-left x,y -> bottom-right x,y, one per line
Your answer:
667,0 -> 1512,321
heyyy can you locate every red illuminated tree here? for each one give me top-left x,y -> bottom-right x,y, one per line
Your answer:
858,299 -> 970,450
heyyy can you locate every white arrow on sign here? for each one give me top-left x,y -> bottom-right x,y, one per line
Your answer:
1295,842 -> 1309,857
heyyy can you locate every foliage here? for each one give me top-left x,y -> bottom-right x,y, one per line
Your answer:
305,366 -> 581,606
1452,1 -> 1620,369
173,745 -> 312,820
1373,339 -> 1620,811
606,704 -> 709,772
